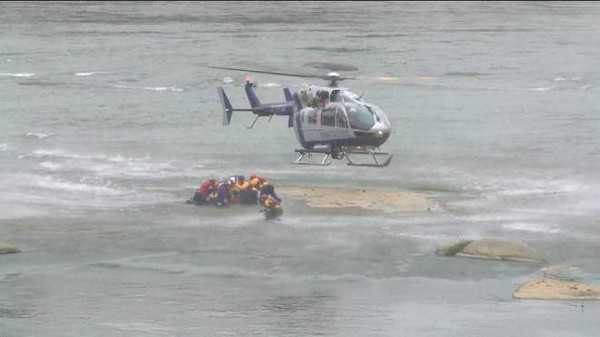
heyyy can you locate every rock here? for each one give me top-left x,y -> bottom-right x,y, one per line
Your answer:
0,243 -> 20,254
436,239 -> 543,263
513,278 -> 600,300
459,239 -> 543,262
435,240 -> 473,257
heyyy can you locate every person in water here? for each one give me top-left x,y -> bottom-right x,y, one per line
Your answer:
260,193 -> 281,209
190,175 -> 281,212
192,179 -> 217,205
228,176 -> 242,204
260,191 -> 283,220
235,176 -> 257,205
249,175 -> 267,190
259,182 -> 281,204
213,179 -> 231,207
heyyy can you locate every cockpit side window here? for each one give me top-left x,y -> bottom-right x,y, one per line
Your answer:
366,105 -> 381,122
330,90 -> 340,102
346,103 -> 375,130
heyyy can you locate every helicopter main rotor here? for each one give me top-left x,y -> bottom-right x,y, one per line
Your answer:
208,65 -> 355,87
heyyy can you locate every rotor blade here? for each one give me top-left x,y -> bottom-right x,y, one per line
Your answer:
303,61 -> 358,72
208,66 -> 319,80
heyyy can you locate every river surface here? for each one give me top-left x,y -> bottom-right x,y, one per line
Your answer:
1,2 -> 600,336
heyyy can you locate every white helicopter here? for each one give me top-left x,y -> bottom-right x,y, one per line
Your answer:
212,66 -> 393,167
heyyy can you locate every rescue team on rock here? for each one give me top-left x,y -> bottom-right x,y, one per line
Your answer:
187,175 -> 283,219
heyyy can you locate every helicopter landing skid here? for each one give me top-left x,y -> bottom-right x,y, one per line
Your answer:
293,148 -> 392,167
292,149 -> 332,166
345,150 -> 393,168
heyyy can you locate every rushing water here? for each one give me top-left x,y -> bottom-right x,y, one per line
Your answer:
1,2 -> 600,336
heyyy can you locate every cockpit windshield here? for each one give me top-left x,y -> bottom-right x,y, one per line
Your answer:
339,91 -> 375,130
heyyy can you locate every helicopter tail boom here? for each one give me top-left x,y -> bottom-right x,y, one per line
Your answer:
218,86 -> 295,128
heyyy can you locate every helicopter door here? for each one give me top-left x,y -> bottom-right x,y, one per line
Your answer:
316,103 -> 355,141
335,107 -> 350,129
300,108 -> 322,143
321,106 -> 336,127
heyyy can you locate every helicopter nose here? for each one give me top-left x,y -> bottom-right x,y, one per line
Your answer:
372,121 -> 391,137
371,127 -> 391,147
375,128 -> 390,139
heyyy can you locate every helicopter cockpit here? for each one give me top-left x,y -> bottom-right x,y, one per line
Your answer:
299,86 -> 389,132
333,89 -> 390,132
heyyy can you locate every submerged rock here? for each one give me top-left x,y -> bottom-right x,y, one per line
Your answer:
436,239 -> 543,263
513,278 -> 600,300
0,243 -> 20,254
278,186 -> 433,213
540,265 -> 585,282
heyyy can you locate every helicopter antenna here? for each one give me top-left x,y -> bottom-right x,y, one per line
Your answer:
208,66 -> 355,87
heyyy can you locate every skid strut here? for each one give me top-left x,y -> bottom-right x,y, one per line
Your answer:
345,151 -> 393,167
292,149 -> 332,166
246,115 -> 260,129
292,148 -> 392,167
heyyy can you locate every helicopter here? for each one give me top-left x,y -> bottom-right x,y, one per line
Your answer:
211,65 -> 393,168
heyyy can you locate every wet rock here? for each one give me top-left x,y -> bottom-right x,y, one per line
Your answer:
436,239 -> 543,263
0,243 -> 20,254
513,278 -> 600,300
435,240 -> 473,257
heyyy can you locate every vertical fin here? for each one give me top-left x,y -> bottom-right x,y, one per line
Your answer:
283,88 -> 293,102
292,92 -> 303,111
284,88 -> 294,127
244,81 -> 261,108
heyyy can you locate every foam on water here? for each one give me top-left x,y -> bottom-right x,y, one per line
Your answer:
113,84 -> 184,92
92,161 -> 179,179
526,86 -> 555,92
27,148 -> 141,162
28,174 -> 124,195
0,172 -> 180,211
502,222 -> 561,234
39,161 -> 62,171
21,148 -> 191,180
27,148 -> 102,160
0,72 -> 35,77
74,71 -> 107,76
99,322 -> 175,335
25,132 -> 56,139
